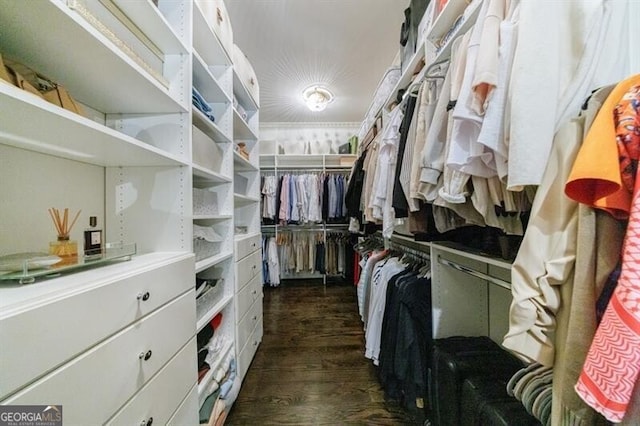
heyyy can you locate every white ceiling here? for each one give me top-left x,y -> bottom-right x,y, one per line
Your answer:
226,0 -> 409,124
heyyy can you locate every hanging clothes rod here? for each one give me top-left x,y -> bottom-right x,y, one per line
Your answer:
275,227 -> 327,232
437,256 -> 511,290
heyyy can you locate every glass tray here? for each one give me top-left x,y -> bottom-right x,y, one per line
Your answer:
0,242 -> 136,284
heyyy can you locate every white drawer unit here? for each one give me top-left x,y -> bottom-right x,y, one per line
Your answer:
168,385 -> 199,426
235,249 -> 262,292
0,253 -> 194,400
238,318 -> 263,380
233,232 -> 263,383
236,273 -> 261,321
237,295 -> 263,351
3,291 -> 196,425
107,338 -> 198,426
235,233 -> 261,261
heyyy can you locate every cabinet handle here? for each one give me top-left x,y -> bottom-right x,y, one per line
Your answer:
138,350 -> 153,361
139,417 -> 153,426
253,315 -> 257,321
137,291 -> 150,302
252,289 -> 257,295
253,340 -> 258,347
216,8 -> 223,24
251,242 -> 256,248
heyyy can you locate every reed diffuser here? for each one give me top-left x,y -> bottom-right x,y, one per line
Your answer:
48,207 -> 81,264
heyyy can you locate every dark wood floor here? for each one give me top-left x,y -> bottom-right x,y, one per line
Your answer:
226,283 -> 419,425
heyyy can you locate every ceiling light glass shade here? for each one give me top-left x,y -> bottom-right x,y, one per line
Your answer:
302,85 -> 334,112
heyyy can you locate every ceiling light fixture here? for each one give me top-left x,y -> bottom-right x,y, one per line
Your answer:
302,85 -> 334,112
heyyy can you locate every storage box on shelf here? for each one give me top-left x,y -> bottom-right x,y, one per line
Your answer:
194,0 -> 234,61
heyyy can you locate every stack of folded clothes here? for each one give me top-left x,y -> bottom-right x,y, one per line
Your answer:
193,87 -> 215,122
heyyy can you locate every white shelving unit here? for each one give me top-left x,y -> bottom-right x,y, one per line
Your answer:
0,0 -> 262,423
0,1 -> 197,424
231,45 -> 263,383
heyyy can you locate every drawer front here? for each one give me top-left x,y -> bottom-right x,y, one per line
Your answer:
3,291 -> 196,425
237,297 -> 262,351
108,338 -> 197,426
236,273 -> 261,322
238,319 -> 263,380
0,255 -> 193,400
235,250 -> 262,292
234,233 -> 261,261
167,384 -> 198,426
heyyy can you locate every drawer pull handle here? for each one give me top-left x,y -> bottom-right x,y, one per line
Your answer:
140,417 -> 153,426
137,292 -> 150,302
139,350 -> 153,361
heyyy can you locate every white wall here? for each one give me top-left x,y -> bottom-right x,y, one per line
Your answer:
259,122 -> 359,155
0,145 -> 104,255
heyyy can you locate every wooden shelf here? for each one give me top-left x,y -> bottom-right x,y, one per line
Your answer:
195,251 -> 233,273
197,340 -> 233,407
192,165 -> 232,184
431,0 -> 483,63
194,215 -> 233,221
0,252 -> 194,312
384,41 -> 425,110
111,0 -> 188,54
234,193 -> 260,206
233,151 -> 258,171
196,294 -> 233,332
0,84 -> 187,167
193,52 -> 232,104
233,109 -> 258,140
428,0 -> 475,43
0,0 -> 187,114
192,107 -> 232,144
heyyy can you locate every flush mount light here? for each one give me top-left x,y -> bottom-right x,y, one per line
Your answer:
302,85 -> 334,112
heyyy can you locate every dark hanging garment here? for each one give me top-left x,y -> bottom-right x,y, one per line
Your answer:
275,175 -> 284,222
392,94 -> 418,219
345,151 -> 367,220
322,175 -> 330,221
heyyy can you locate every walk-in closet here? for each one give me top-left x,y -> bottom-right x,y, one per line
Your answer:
1,1 -> 640,425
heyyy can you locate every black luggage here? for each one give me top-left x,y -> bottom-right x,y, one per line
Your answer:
460,376 -> 541,426
431,336 -> 524,426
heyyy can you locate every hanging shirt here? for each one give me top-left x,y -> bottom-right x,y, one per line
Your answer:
365,257 -> 406,365
476,0 -> 520,182
571,82 -> 640,423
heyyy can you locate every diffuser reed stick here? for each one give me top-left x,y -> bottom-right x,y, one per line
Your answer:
48,207 -> 81,239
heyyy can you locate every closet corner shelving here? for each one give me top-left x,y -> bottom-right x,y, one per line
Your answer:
260,153 -> 356,284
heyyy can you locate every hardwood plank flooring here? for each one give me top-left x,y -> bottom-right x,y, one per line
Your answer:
226,283 -> 420,425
